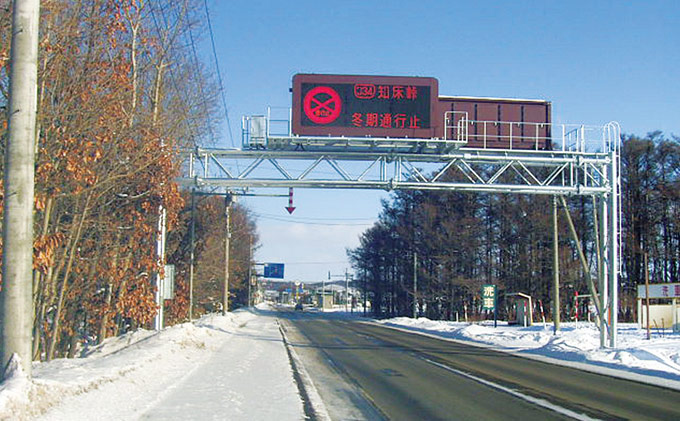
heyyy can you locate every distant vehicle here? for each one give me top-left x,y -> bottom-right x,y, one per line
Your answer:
295,302 -> 303,311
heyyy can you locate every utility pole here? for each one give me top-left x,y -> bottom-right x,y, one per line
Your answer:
223,193 -> 232,315
154,207 -> 167,331
322,271 -> 327,312
247,234 -> 252,307
1,0 -> 41,379
644,252 -> 650,340
413,252 -> 418,319
363,268 -> 367,317
552,196 -> 560,332
188,190 -> 278,313
345,269 -> 349,313
188,190 -> 196,321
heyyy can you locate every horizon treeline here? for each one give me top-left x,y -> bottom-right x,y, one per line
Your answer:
349,132 -> 680,321
0,1 -> 257,361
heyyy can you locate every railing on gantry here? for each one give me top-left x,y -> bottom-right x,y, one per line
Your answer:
242,107 -> 621,155
444,111 -> 621,154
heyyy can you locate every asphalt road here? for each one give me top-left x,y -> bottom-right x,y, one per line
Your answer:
279,310 -> 680,421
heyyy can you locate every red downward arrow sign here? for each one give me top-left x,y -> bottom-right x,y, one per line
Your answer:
285,188 -> 296,214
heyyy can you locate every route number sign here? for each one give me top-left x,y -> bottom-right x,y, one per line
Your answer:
292,74 -> 438,139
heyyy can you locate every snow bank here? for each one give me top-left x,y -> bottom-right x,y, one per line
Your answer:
378,317 -> 680,388
0,309 -> 255,420
0,355 -> 32,420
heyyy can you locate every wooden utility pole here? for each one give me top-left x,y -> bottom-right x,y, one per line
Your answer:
1,0 -> 41,379
345,268 -> 349,313
154,207 -> 167,331
552,196 -> 560,333
363,268 -> 367,317
223,193 -> 232,315
247,235 -> 252,307
188,190 -> 196,321
644,253 -> 651,340
413,252 -> 418,319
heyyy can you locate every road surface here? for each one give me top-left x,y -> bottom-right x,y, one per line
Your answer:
279,310 -> 680,420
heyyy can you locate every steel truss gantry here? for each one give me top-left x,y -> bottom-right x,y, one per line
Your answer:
178,122 -> 622,348
182,147 -> 613,195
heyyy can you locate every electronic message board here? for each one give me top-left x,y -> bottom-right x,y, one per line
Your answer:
292,74 -> 439,139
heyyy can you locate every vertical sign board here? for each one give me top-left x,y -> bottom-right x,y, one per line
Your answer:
264,263 -> 285,279
482,284 -> 498,327
292,74 -> 439,139
482,285 -> 497,310
162,264 -> 175,300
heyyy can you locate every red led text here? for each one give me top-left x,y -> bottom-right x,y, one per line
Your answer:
354,84 -> 419,101
351,112 -> 422,129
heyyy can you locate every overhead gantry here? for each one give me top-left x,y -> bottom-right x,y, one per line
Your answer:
178,114 -> 622,348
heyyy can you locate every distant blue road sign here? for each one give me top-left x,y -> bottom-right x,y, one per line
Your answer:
264,263 -> 285,279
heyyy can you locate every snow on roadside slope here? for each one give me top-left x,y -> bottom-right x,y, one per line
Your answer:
378,317 -> 680,389
0,305 -> 302,421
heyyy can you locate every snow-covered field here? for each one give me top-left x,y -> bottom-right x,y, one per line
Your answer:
1,305 -> 680,420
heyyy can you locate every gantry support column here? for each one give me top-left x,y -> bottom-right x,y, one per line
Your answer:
608,150 -> 620,347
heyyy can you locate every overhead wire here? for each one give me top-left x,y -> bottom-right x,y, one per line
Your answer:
255,211 -> 375,222
147,0 -> 202,155
271,261 -> 350,266
202,0 -> 234,148
158,0 -> 212,147
187,19 -> 216,145
148,0 -> 229,177
252,212 -> 374,226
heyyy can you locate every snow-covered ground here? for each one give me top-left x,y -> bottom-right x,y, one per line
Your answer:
0,304 -> 304,421
377,317 -> 680,390
1,305 -> 680,420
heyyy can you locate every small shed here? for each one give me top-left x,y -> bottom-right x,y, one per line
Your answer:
317,292 -> 334,309
506,292 -> 533,327
637,283 -> 680,332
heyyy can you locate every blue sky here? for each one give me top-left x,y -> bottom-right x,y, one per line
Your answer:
205,0 -> 679,283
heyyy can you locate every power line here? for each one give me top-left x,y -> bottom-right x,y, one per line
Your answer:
147,0 -> 201,150
187,20 -> 216,144
273,261 -> 350,266
255,211 -> 375,222
202,0 -> 234,148
253,212 -> 374,226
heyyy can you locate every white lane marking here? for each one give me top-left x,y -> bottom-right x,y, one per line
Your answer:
423,358 -> 600,421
